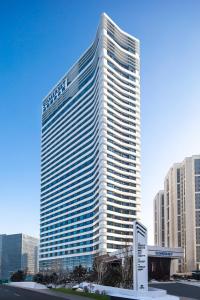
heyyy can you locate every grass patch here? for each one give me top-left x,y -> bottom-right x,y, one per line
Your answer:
53,288 -> 110,300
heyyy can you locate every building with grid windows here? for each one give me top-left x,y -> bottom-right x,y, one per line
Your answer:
40,13 -> 140,271
153,155 -> 200,273
0,234 -> 38,280
154,190 -> 165,247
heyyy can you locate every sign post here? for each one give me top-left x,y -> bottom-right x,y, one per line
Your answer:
133,221 -> 148,292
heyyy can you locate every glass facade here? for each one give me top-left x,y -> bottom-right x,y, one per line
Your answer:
40,13 -> 140,271
0,234 -> 38,280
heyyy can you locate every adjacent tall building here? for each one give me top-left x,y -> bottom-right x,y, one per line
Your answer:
40,13 -> 141,271
154,190 -> 165,247
0,234 -> 38,280
154,155 -> 200,272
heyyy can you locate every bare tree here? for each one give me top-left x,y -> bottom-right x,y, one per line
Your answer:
121,243 -> 133,288
93,254 -> 108,284
47,259 -> 70,287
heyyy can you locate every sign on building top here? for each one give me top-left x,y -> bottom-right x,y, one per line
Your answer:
43,78 -> 67,112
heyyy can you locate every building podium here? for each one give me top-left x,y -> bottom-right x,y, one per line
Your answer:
133,221 -> 148,292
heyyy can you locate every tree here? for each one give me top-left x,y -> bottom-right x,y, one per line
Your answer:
49,272 -> 59,286
10,270 -> 26,282
92,249 -> 133,288
33,273 -> 44,284
71,265 -> 87,283
43,274 -> 51,285
50,259 -> 70,286
92,254 -> 108,284
121,245 -> 133,288
102,262 -> 122,287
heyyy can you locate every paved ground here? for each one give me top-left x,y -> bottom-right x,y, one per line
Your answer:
149,283 -> 200,300
38,288 -> 92,300
0,285 -> 95,300
1,283 -> 200,300
0,285 -> 66,300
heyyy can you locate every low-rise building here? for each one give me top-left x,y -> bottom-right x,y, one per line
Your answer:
102,245 -> 183,280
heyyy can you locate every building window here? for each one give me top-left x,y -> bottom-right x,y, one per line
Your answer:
195,176 -> 200,193
196,211 -> 200,227
195,193 -> 200,209
177,169 -> 180,183
195,159 -> 200,175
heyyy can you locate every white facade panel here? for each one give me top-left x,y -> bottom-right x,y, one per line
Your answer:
40,13 -> 141,271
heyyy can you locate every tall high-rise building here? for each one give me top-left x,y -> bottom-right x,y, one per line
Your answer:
154,155 -> 200,272
154,190 -> 165,247
0,234 -> 38,280
40,13 -> 140,271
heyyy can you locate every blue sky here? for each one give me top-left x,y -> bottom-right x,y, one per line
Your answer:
0,0 -> 200,244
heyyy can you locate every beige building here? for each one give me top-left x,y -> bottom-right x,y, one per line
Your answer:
154,155 -> 200,273
154,190 -> 165,247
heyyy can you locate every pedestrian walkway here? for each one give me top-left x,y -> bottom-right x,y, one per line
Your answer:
35,288 -> 94,300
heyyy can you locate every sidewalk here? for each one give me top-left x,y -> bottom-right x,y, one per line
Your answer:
33,288 -> 95,300
37,289 -> 197,300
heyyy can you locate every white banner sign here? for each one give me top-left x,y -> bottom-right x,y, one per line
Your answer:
133,221 -> 148,292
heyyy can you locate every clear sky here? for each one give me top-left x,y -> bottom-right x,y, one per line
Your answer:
0,0 -> 200,244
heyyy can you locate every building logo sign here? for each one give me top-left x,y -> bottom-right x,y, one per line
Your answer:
155,251 -> 173,257
43,79 -> 67,112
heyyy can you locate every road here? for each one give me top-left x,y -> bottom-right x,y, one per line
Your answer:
1,283 -> 200,300
0,285 -> 64,300
149,282 -> 200,300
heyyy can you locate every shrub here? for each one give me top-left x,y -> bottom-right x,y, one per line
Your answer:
10,270 -> 26,282
33,273 -> 44,284
83,286 -> 89,293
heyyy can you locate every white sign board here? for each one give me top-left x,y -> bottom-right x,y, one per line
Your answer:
133,221 -> 148,292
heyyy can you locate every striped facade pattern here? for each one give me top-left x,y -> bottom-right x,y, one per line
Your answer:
40,13 -> 140,271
